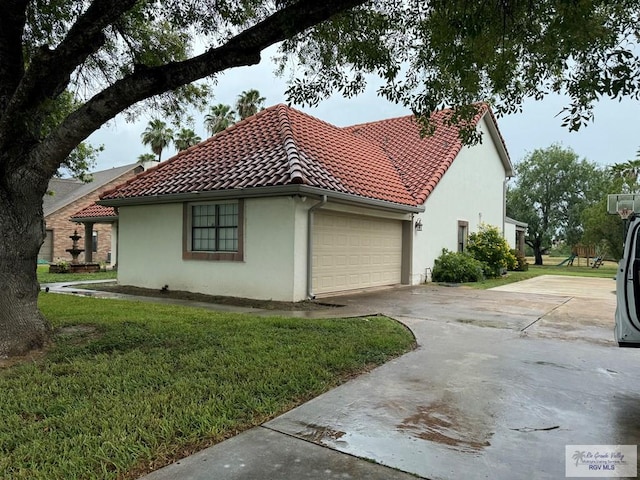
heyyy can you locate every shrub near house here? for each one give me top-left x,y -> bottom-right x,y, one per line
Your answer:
432,249 -> 484,283
432,224 -> 518,282
467,224 -> 517,278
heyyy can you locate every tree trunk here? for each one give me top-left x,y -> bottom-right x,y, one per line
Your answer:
534,249 -> 543,266
529,238 -> 544,266
0,175 -> 51,357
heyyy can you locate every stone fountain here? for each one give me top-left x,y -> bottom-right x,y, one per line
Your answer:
49,230 -> 101,273
66,230 -> 84,264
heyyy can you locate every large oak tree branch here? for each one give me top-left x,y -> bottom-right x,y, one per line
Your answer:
24,1 -> 137,102
0,0 -> 28,111
34,0 -> 368,177
0,0 -> 138,158
20,0 -> 138,105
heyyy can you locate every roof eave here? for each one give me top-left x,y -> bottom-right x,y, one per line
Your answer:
69,216 -> 118,223
99,185 -> 424,214
481,111 -> 514,177
505,216 -> 528,228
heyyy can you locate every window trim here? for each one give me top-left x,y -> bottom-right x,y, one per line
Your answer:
457,220 -> 469,253
182,200 -> 244,261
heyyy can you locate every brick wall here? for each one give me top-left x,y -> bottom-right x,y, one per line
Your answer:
42,168 -> 140,264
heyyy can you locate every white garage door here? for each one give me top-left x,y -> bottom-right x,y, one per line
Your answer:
312,211 -> 403,295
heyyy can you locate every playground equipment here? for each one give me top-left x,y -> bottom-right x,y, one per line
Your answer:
557,245 -> 598,267
556,254 -> 576,267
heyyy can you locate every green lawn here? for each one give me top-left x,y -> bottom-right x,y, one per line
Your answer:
0,294 -> 414,480
37,264 -> 117,284
467,263 -> 618,289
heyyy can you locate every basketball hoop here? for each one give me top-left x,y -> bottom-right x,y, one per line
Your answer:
608,194 -> 638,217
619,208 -> 632,220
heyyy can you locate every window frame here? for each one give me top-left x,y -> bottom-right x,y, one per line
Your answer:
457,220 -> 469,253
183,200 -> 244,261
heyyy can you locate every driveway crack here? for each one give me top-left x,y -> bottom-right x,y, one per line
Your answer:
509,425 -> 560,433
520,297 -> 573,332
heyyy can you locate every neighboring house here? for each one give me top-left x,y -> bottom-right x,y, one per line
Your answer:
99,103 -> 513,301
40,163 -> 143,265
505,216 -> 528,256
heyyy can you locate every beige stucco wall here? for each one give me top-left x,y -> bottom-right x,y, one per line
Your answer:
411,116 -> 510,283
117,196 -> 310,301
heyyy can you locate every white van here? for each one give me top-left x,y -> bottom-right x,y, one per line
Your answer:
615,214 -> 640,347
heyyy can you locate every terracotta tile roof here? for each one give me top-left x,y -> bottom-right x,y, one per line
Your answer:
344,104 -> 490,204
101,104 -> 503,207
70,203 -> 117,220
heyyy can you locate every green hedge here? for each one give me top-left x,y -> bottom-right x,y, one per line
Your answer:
432,249 -> 484,283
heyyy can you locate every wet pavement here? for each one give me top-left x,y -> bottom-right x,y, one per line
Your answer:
263,277 -> 640,479
48,276 -> 640,479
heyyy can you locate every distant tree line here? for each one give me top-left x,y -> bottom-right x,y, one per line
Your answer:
507,144 -> 639,264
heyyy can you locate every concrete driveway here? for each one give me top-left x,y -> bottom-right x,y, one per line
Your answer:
144,275 -> 640,480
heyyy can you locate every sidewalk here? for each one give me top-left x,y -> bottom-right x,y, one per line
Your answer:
142,428 -> 418,480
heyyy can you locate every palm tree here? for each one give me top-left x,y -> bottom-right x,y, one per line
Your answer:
141,119 -> 174,162
174,128 -> 202,151
204,104 -> 236,135
236,89 -> 265,120
137,153 -> 156,164
610,154 -> 640,192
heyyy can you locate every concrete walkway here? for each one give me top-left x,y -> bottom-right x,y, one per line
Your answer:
47,277 -> 640,479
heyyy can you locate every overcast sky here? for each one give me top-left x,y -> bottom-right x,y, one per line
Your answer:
88,52 -> 640,173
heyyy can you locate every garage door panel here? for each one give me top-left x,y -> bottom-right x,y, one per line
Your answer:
313,211 -> 402,295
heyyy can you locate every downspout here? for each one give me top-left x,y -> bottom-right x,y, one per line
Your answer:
502,177 -> 509,237
307,195 -> 328,299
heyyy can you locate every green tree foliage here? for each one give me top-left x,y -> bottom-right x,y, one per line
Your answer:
174,128 -> 202,151
609,152 -> 640,192
137,153 -> 157,164
236,89 -> 266,120
580,159 -> 640,260
506,145 -> 607,265
467,224 -> 517,278
581,196 -> 625,261
432,249 -> 484,283
141,119 -> 174,161
2,0 -> 640,356
284,1 -> 640,135
47,91 -> 103,179
204,103 -> 237,135
58,142 -> 104,182
511,249 -> 529,272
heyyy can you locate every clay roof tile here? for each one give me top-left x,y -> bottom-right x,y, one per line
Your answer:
101,104 -> 497,208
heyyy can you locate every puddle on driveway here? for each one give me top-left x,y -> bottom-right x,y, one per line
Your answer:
523,360 -> 578,370
294,423 -> 347,443
397,400 -> 493,453
456,318 -> 510,329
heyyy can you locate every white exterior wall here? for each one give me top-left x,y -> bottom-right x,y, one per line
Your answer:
411,116 -> 509,283
117,197 -> 309,301
110,222 -> 118,268
504,221 -> 516,249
